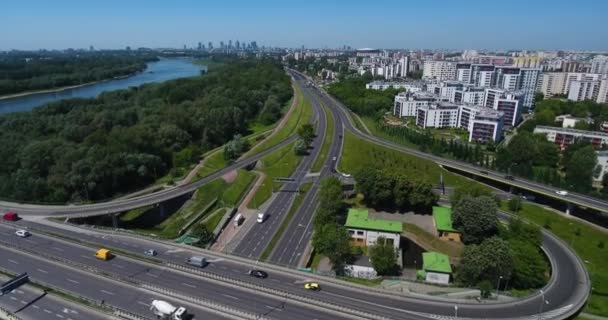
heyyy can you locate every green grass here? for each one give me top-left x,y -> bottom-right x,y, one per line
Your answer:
310,252 -> 324,270
338,131 -> 471,188
360,116 -> 418,149
311,101 -> 335,172
402,223 -> 464,259
120,206 -> 153,222
260,183 -> 312,261
221,170 -> 256,206
197,149 -> 227,178
250,141 -> 303,208
337,276 -> 383,286
202,208 -> 227,232
500,202 -> 608,316
247,85 -> 313,156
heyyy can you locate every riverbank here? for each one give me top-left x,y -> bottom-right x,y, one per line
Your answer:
0,73 -> 139,101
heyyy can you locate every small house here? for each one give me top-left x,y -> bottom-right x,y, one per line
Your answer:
433,206 -> 461,242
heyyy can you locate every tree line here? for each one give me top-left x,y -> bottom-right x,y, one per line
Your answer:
451,186 -> 548,291
0,58 -> 291,203
0,50 -> 159,95
327,73 -> 400,117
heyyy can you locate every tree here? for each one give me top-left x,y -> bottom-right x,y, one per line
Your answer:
223,134 -> 250,161
563,143 -> 597,191
312,224 -> 352,272
369,237 -> 399,276
453,196 -> 498,244
450,183 -> 494,207
508,240 -> 548,289
478,280 -> 493,299
318,177 -> 344,215
297,123 -> 316,146
457,237 -> 513,286
294,138 -> 308,155
507,197 -> 522,213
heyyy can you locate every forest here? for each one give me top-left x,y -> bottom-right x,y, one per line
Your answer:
0,50 -> 158,95
0,58 -> 291,203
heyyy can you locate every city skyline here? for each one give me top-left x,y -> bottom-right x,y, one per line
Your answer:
2,0 -> 608,51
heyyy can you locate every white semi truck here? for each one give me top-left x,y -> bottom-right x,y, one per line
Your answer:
150,300 -> 187,320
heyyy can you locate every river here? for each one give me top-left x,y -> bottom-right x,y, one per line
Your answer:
0,58 -> 204,114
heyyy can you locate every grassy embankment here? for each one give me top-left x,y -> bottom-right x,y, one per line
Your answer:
311,101 -> 335,172
501,202 -> 608,317
339,131 -> 472,188
122,169 -> 256,238
259,183 -> 313,261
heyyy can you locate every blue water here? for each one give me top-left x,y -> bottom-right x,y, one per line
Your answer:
0,58 -> 204,114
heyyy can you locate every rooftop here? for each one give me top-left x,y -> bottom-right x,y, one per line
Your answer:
345,209 -> 403,233
432,206 -> 457,232
422,252 -> 452,274
535,125 -> 608,138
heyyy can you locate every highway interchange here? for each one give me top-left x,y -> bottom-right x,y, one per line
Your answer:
0,69 -> 593,319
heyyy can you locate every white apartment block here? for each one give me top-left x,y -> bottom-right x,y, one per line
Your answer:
591,55 -> 608,75
534,125 -> 608,150
484,88 -> 522,126
426,81 -> 464,101
517,68 -> 541,110
537,72 -> 605,97
366,80 -> 424,92
568,80 -> 600,102
416,102 -> 460,129
597,78 -> 608,104
453,87 -> 486,105
393,92 -> 441,117
469,109 -> 505,143
423,61 -> 457,81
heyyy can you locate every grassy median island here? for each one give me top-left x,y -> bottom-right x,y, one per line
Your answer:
501,202 -> 608,316
311,101 -> 335,172
338,131 -> 471,188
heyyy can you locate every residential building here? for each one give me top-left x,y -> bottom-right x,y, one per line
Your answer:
399,56 -> 409,77
471,64 -> 495,87
417,252 -> 452,285
453,86 -> 486,105
416,102 -> 460,129
591,55 -> 608,74
345,209 -> 402,250
556,114 -> 593,128
597,78 -> 608,103
533,126 -> 608,150
423,60 -> 457,81
456,63 -> 472,83
494,66 -> 520,91
393,91 -> 441,118
469,109 -> 504,143
537,72 -> 604,97
513,56 -> 541,68
356,48 -> 381,58
484,88 -> 522,126
517,68 -> 541,109
366,80 -> 424,92
432,207 -> 461,242
568,80 -> 600,101
426,81 -> 464,101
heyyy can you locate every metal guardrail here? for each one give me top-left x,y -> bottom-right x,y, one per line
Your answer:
167,262 -> 391,320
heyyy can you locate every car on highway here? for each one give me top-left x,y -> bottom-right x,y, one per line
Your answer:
556,190 -> 569,196
15,229 -> 30,238
95,248 -> 112,260
332,156 -> 337,161
248,269 -> 268,279
3,212 -> 19,221
304,282 -> 319,291
144,249 -> 157,256
256,212 -> 266,223
341,173 -> 351,178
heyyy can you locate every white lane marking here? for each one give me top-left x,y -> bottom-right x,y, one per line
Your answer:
33,305 -> 40,309
66,279 -> 79,284
8,259 -> 19,264
79,255 -> 93,260
100,290 -> 115,295
44,309 -> 53,314
16,290 -> 24,294
231,269 -> 240,273
222,294 -> 239,300
51,247 -> 64,252
56,314 -> 64,318
182,283 -> 196,288
20,300 -> 27,304
37,268 -> 48,274
147,273 -> 158,278
114,264 -> 125,269
137,301 -> 150,307
266,305 -> 283,311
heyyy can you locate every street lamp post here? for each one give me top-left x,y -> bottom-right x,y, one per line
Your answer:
496,275 -> 503,299
538,289 -> 549,320
454,305 -> 458,319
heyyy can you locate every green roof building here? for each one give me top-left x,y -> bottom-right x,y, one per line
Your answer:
344,209 -> 402,250
432,206 -> 461,242
345,209 -> 403,233
420,251 -> 452,284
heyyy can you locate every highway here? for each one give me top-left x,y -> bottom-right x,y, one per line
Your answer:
232,72 -> 327,259
268,72 -> 345,267
6,212 -> 590,320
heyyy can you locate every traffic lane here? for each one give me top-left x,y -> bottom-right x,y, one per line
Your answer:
0,226 -> 344,320
0,284 -> 106,320
0,246 -> 227,320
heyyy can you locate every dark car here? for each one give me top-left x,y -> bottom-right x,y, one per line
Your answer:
505,175 -> 515,180
248,269 -> 268,279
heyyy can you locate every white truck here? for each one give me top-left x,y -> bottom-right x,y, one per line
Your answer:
150,300 -> 187,320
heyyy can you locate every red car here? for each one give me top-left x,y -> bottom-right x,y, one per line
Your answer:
3,212 -> 19,221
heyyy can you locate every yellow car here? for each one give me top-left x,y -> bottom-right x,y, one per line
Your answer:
304,282 -> 319,291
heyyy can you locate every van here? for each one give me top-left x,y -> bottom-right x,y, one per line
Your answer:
3,212 -> 19,221
186,256 -> 207,268
233,213 -> 244,227
95,248 -> 112,260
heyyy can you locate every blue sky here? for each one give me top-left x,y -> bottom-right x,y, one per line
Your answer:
1,0 -> 607,51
